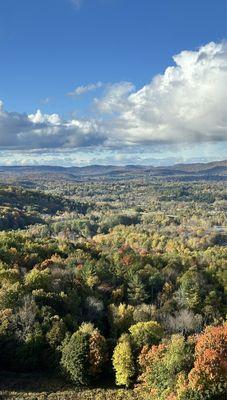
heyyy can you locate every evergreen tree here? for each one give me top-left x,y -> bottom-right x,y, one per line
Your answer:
127,275 -> 148,305
61,332 -> 89,386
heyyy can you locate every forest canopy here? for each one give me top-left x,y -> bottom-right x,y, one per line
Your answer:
0,165 -> 226,400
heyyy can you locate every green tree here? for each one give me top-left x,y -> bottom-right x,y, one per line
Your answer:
127,275 -> 148,305
108,303 -> 134,337
46,317 -> 66,348
129,321 -> 163,350
112,334 -> 135,387
25,268 -> 51,291
177,268 -> 204,311
61,331 -> 89,385
138,334 -> 194,400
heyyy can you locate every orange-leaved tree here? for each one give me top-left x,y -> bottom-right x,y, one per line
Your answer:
188,324 -> 227,397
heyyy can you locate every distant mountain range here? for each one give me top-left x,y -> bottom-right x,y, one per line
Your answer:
0,160 -> 226,180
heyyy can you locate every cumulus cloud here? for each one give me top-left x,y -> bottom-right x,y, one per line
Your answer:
68,81 -> 103,96
98,41 -> 227,146
0,41 -> 227,153
0,103 -> 106,149
94,81 -> 135,113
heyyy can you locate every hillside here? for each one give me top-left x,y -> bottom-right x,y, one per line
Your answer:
0,160 -> 226,182
0,161 -> 226,400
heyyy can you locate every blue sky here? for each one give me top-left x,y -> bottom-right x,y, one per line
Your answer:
0,0 -> 226,166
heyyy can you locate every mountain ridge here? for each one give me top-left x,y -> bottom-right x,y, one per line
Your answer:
0,160 -> 226,178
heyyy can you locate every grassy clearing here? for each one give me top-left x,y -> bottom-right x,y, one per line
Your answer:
0,374 -> 140,400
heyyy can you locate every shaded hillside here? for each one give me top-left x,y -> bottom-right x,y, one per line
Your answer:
0,186 -> 88,215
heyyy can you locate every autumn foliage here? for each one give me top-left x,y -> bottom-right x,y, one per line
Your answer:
189,324 -> 227,395
136,324 -> 227,400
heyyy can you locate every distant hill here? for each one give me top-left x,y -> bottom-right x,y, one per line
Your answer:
0,160 -> 226,180
165,159 -> 227,173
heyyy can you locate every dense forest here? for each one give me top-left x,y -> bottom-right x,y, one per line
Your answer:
0,162 -> 226,400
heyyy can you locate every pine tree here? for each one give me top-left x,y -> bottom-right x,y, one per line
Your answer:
127,275 -> 148,305
61,332 -> 89,385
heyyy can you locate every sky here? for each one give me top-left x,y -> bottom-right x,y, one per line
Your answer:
0,0 -> 226,166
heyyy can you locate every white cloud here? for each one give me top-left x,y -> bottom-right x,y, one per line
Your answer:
28,109 -> 61,125
68,81 -> 103,96
94,81 -> 135,113
0,41 -> 227,155
0,103 -> 106,149
0,142 -> 226,167
97,41 -> 227,146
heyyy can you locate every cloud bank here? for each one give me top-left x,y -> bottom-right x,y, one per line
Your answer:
0,41 -> 227,156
